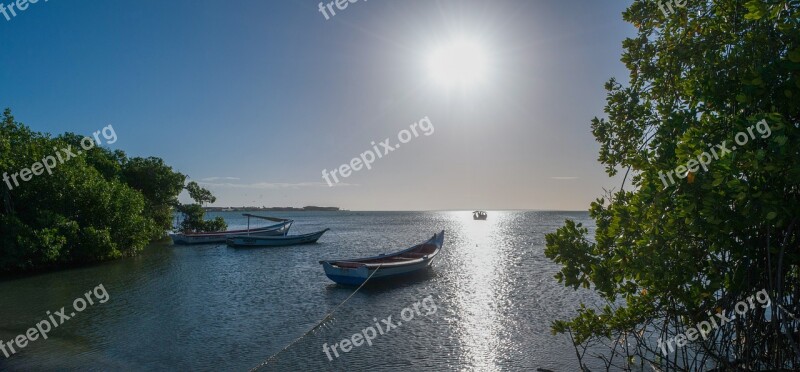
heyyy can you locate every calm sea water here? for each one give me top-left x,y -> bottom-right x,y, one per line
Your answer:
0,211 -> 605,371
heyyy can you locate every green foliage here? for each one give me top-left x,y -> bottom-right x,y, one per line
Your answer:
0,109 -> 186,274
185,181 -> 216,206
174,182 -> 226,233
175,203 -> 227,233
121,157 -> 186,238
545,0 -> 800,369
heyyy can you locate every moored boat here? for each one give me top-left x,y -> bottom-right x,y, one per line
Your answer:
319,230 -> 444,286
169,214 -> 292,245
226,228 -> 330,247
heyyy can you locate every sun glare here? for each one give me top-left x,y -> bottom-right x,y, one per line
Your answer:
426,39 -> 489,89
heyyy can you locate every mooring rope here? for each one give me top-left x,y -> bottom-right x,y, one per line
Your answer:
249,264 -> 383,371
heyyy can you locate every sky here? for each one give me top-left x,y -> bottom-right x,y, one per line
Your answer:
0,0 -> 634,211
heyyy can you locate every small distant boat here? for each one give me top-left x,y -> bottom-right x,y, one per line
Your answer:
169,214 -> 292,245
226,229 -> 330,247
473,211 -> 487,220
320,230 -> 444,286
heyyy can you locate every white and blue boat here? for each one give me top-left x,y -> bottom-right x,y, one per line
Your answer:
170,214 -> 292,245
319,230 -> 444,286
226,229 -> 330,248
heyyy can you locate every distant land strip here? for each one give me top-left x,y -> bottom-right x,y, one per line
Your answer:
204,206 -> 343,212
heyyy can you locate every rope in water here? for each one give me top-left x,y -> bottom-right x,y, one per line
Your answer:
249,264 -> 383,371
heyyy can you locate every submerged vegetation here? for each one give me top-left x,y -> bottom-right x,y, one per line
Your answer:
0,109 -> 221,275
545,0 -> 799,370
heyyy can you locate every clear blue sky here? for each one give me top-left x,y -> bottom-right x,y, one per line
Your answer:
1,0 -> 633,210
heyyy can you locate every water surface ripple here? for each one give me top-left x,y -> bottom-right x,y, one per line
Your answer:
0,211 -> 604,371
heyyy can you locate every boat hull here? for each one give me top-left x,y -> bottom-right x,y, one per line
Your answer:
320,230 -> 444,286
226,229 -> 330,247
170,221 -> 292,245
472,211 -> 487,220
322,259 -> 435,285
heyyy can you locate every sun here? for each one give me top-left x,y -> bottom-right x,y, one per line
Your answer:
426,38 -> 490,89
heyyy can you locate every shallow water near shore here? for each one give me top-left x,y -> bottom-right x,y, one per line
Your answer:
0,211 -> 604,371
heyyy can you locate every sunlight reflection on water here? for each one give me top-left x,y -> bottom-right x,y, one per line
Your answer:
0,211 -> 604,371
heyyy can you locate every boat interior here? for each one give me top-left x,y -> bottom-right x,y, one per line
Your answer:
332,241 -> 439,268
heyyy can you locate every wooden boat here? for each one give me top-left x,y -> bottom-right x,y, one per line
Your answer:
226,229 -> 330,247
319,230 -> 444,286
169,214 -> 292,245
473,211 -> 487,220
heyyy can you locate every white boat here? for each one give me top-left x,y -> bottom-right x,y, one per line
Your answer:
226,229 -> 330,247
319,230 -> 444,285
169,214 -> 292,245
